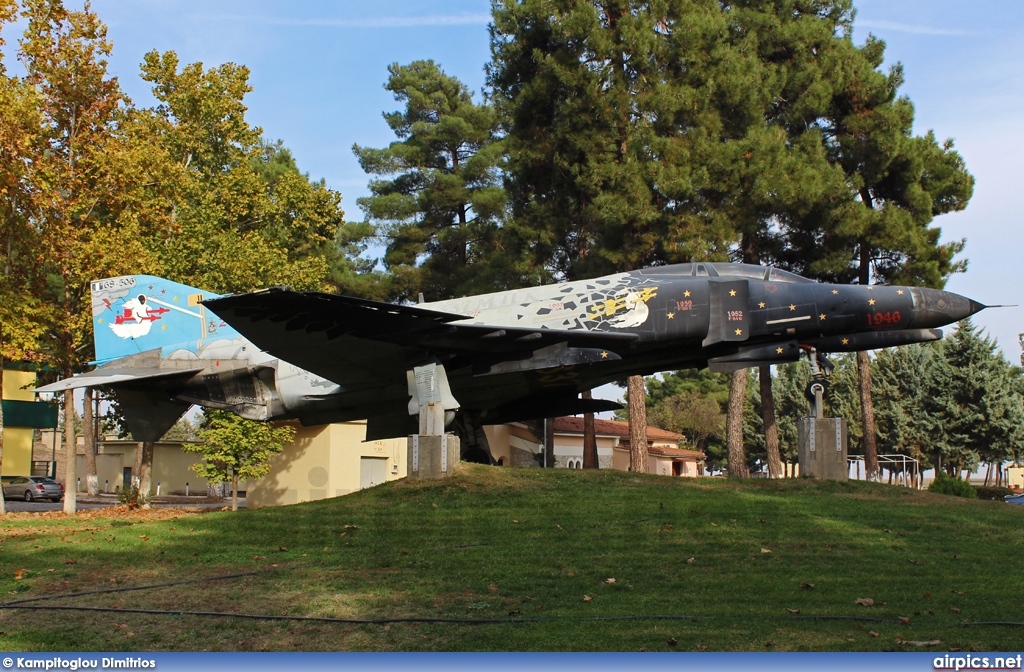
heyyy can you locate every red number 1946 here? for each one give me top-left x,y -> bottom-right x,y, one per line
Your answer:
867,311 -> 901,328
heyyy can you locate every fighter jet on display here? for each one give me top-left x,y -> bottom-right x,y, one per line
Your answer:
36,263 -> 986,445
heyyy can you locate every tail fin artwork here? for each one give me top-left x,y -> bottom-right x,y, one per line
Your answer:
91,275 -> 240,364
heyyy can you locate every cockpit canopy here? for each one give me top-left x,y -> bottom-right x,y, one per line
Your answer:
636,262 -> 813,283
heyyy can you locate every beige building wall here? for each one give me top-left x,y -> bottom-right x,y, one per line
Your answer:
246,421 -> 406,508
2,370 -> 39,477
554,434 -> 616,469
483,423 -> 544,467
74,442 -> 212,494
1008,466 -> 1024,490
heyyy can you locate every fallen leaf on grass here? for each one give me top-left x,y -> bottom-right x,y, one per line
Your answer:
907,559 -> 919,564
924,592 -> 932,598
117,624 -> 128,629
64,558 -> 77,565
46,569 -> 55,573
855,598 -> 874,607
583,595 -> 592,602
556,524 -> 563,531
487,583 -> 499,592
800,583 -> 815,590
138,535 -> 149,541
898,617 -> 911,624
950,607 -> 961,614
895,638 -> 941,647
566,571 -> 574,577
868,631 -> 880,638
696,645 -> 707,651
951,590 -> 964,595
109,578 -> 116,584
786,608 -> 800,614
252,555 -> 266,560
686,557 -> 695,565
761,548 -> 772,554
606,578 -> 616,584
13,569 -> 28,580
343,524 -> 358,529
667,638 -> 678,646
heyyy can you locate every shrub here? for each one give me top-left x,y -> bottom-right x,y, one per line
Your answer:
928,471 -> 977,499
975,485 -> 1013,501
117,484 -> 149,509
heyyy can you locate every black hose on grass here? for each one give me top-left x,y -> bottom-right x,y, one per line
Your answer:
0,604 -> 710,625
0,603 -> 958,627
0,562 -> 319,607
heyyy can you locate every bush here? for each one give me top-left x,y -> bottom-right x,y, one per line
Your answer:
975,485 -> 1013,501
117,484 -> 149,509
928,471 -> 977,499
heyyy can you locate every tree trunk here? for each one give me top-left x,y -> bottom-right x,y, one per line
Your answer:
138,441 -> 154,505
856,350 -> 879,480
0,364 -> 6,515
83,388 -> 98,495
63,390 -> 77,514
582,390 -> 598,469
726,369 -> 748,478
232,475 -> 239,511
759,365 -> 782,479
626,375 -> 648,472
544,418 -> 555,468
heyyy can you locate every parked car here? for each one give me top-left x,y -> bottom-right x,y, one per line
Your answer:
1,476 -> 64,502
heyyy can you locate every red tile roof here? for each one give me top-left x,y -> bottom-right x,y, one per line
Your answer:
552,416 -> 684,441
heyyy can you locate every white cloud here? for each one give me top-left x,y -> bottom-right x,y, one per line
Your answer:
856,19 -> 977,37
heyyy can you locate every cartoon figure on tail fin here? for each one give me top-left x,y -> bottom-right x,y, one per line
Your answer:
110,294 -> 170,339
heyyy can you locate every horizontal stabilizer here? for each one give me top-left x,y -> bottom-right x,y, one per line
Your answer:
35,349 -> 202,398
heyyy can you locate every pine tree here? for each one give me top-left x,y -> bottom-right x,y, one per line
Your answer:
354,60 -> 504,302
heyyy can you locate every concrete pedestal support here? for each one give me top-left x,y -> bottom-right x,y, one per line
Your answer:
407,434 -> 460,479
798,417 -> 848,481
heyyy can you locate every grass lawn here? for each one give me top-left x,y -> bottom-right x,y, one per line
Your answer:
1,464 -> 1022,651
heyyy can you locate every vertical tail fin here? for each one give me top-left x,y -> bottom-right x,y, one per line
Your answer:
90,275 -> 240,364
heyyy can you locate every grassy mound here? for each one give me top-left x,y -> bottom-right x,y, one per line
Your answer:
1,465 -> 1022,651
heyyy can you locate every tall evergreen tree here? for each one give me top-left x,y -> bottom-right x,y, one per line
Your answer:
354,60 -> 504,302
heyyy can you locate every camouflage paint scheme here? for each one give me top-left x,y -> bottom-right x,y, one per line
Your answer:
37,263 -> 985,442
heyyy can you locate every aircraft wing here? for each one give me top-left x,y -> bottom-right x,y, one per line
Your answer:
202,288 -> 637,388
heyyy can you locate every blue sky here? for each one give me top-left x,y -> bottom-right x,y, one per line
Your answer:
12,0 -> 1024,363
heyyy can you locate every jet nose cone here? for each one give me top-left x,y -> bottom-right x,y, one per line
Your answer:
907,288 -> 986,329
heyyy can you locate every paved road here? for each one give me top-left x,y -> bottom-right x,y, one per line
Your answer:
3,495 -> 242,512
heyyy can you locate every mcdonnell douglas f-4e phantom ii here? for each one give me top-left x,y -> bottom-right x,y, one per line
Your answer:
37,263 -> 986,448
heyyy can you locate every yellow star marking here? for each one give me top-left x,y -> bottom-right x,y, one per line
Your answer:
897,289 -> 905,295
173,296 -> 179,302
789,304 -> 797,311
97,318 -> 104,324
819,313 -> 827,321
667,312 -> 675,319
729,289 -> 737,297
776,347 -> 784,355
841,338 -> 849,345
683,290 -> 691,297
734,328 -> 743,336
600,351 -> 608,359
162,324 -> 167,330
758,302 -> 766,309
832,289 -> 839,295
868,299 -> 876,306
